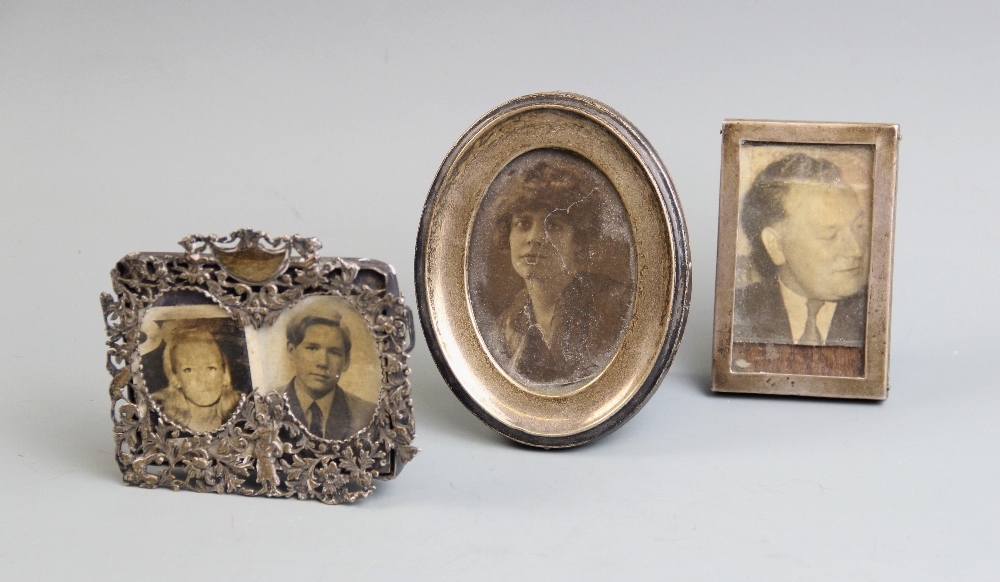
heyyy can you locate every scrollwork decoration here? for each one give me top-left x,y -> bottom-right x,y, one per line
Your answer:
100,230 -> 417,504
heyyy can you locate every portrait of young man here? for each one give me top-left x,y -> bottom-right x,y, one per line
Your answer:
733,152 -> 871,349
283,313 -> 376,440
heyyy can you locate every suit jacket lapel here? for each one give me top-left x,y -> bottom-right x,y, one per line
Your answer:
284,380 -> 306,421
753,278 -> 793,342
828,289 -> 867,346
325,385 -> 352,441
286,379 -> 358,440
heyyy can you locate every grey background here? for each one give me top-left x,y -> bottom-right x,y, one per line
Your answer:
0,2 -> 995,580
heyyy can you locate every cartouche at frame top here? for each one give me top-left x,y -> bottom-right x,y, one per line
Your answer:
416,92 -> 691,448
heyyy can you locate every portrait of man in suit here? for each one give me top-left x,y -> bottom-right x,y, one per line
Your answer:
733,152 -> 870,348
283,312 -> 376,440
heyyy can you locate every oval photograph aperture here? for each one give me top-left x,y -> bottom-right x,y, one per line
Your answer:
467,148 -> 637,394
139,291 -> 252,433
256,295 -> 383,441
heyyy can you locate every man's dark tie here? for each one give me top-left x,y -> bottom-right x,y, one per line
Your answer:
799,299 -> 824,345
307,401 -> 324,437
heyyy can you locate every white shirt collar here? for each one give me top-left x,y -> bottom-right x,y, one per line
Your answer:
777,278 -> 837,345
293,380 -> 337,428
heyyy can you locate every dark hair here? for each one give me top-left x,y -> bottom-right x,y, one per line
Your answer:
496,154 -> 602,259
740,153 -> 846,277
285,315 -> 352,358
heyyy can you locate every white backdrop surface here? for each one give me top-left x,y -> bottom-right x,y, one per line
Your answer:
0,2 -> 997,580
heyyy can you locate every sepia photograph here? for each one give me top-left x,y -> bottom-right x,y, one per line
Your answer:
252,295 -> 381,441
138,291 -> 252,432
104,233 -> 416,503
733,144 -> 873,376
19,4 -> 994,578
712,121 -> 899,399
417,92 -> 691,447
467,148 -> 636,393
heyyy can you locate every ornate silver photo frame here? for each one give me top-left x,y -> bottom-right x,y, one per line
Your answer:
416,92 -> 691,448
712,120 -> 899,399
100,229 -> 417,503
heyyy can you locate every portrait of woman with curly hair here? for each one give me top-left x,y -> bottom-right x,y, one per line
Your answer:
467,149 -> 636,392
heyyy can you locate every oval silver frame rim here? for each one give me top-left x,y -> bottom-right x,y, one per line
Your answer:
415,92 -> 691,448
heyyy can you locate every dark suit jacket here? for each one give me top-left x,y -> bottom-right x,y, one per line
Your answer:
733,278 -> 867,347
284,380 -> 376,440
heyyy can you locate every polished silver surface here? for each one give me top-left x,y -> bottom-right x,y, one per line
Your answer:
416,92 -> 691,448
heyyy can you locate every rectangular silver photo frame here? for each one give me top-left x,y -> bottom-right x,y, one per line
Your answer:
100,229 -> 417,503
712,120 -> 899,399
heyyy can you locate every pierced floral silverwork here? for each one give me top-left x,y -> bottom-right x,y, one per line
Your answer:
100,229 -> 417,504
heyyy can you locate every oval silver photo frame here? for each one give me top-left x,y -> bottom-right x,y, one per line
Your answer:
416,92 -> 691,448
